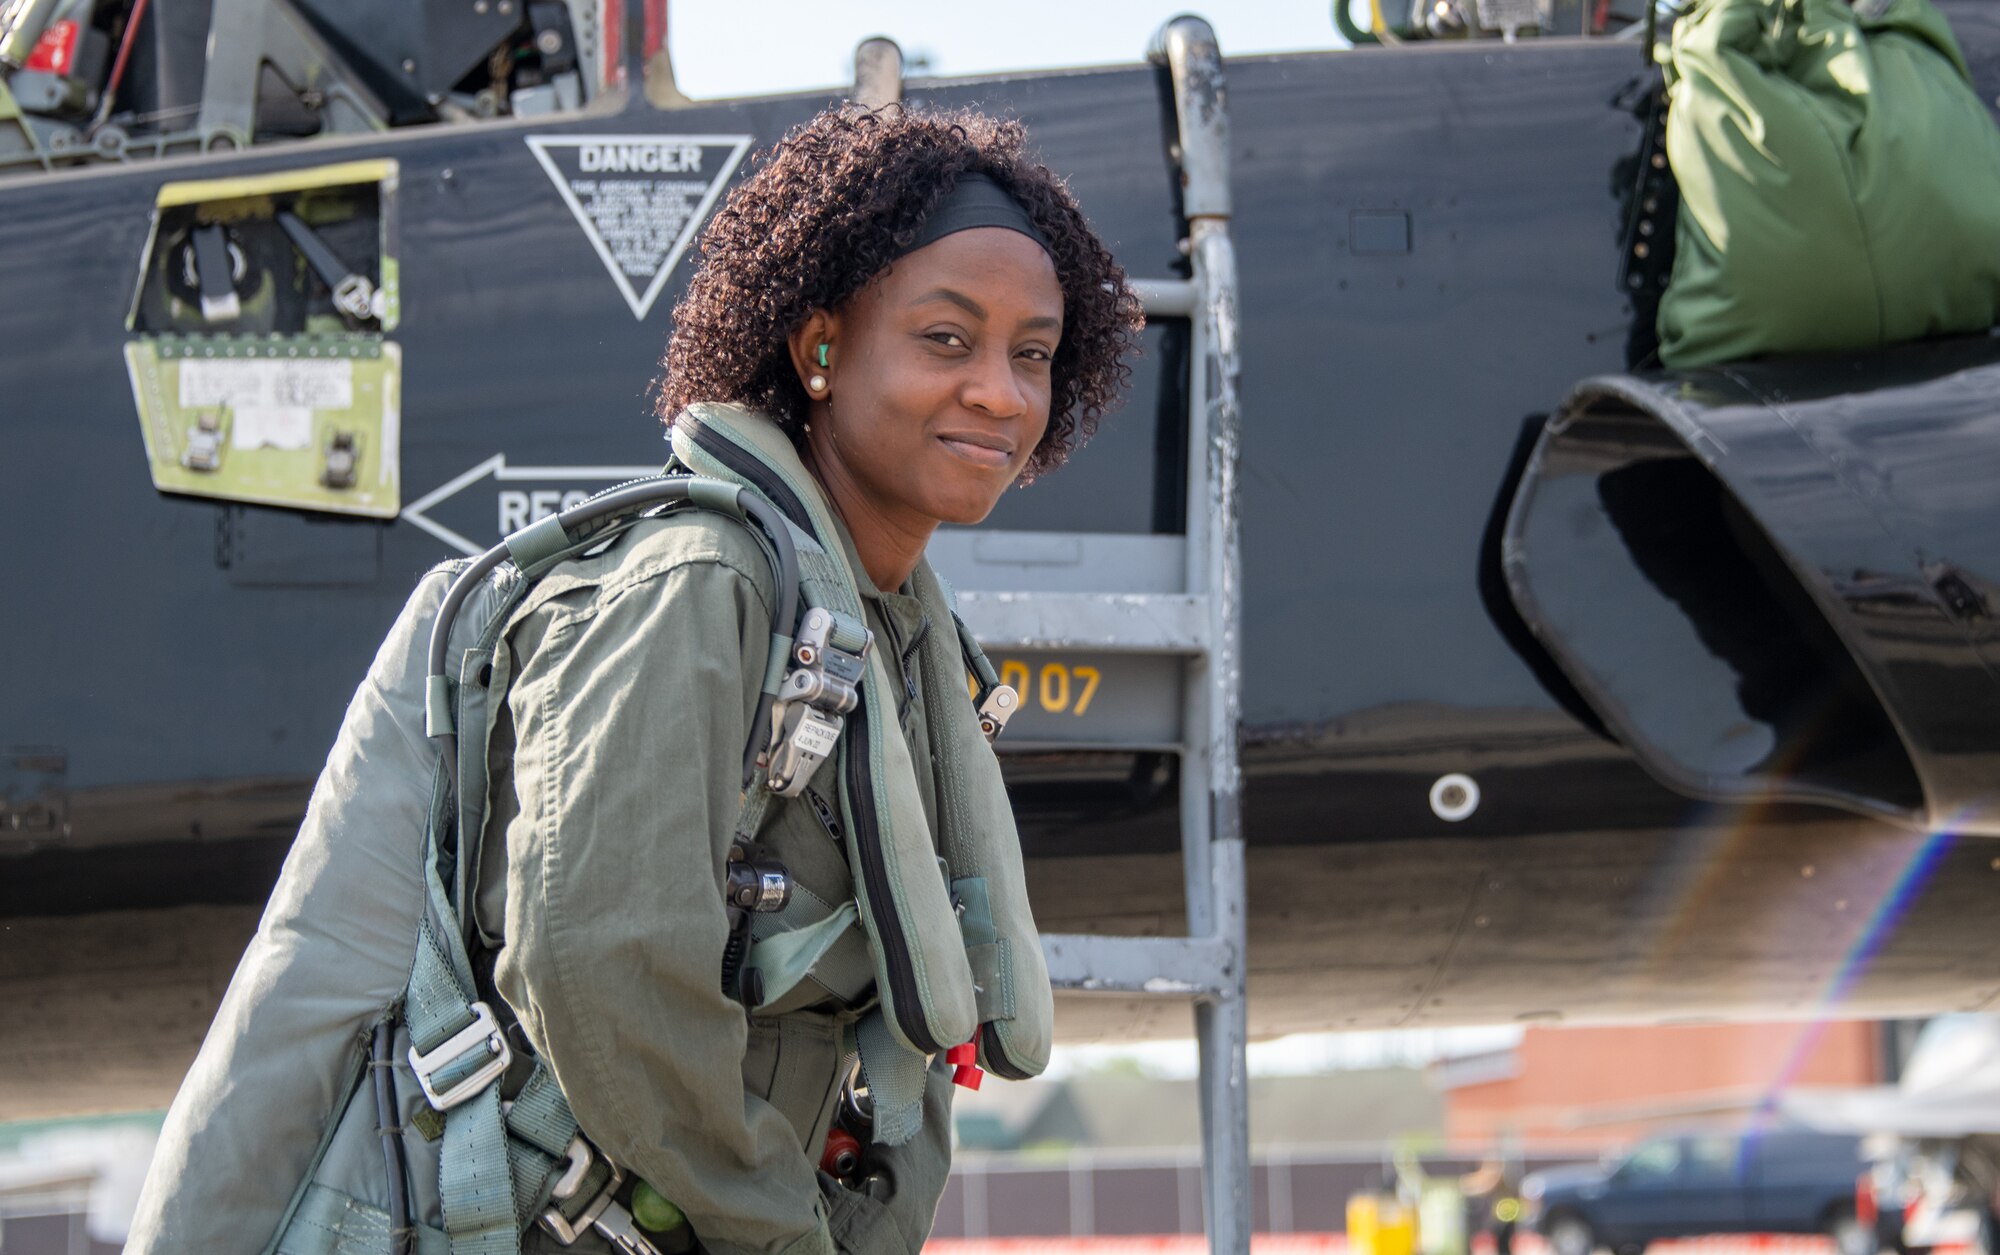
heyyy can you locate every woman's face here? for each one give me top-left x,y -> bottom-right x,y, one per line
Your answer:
800,226 -> 1063,532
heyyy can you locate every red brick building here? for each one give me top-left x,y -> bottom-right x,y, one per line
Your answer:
1436,1021 -> 1888,1150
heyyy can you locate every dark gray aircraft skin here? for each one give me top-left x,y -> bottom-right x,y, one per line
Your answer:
4,3 -> 2000,1115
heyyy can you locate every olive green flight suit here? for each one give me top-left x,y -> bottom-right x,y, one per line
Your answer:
475,502 -> 955,1255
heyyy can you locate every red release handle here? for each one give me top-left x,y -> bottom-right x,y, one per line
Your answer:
820,1127 -> 861,1177
947,1040 -> 983,1090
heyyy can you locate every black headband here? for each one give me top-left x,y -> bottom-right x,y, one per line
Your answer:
896,172 -> 1051,260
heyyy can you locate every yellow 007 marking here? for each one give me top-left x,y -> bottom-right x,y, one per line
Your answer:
969,659 -> 1103,717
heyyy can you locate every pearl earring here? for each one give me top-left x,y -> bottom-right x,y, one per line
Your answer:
809,373 -> 826,392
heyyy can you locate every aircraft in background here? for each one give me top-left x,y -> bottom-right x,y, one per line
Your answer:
1,0 -> 1998,1121
1795,1016 -> 2000,1253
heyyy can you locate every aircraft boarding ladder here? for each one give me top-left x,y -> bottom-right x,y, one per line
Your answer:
915,17 -> 1251,1253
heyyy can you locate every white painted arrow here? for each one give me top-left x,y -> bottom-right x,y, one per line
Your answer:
402,453 -> 661,556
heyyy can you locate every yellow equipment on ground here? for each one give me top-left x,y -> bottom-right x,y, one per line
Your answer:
1347,1192 -> 1417,1255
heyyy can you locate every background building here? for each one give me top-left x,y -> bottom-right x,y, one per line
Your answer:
1437,1021 -> 1894,1150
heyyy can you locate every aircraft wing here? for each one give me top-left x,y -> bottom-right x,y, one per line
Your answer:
1784,1085 -> 2000,1140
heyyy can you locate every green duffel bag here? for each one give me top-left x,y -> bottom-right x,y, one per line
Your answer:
1659,0 -> 2000,368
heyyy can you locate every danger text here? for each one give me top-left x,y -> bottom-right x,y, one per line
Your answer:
578,143 -> 705,173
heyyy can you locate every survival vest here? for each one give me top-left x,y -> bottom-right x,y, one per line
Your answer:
127,404 -> 1054,1255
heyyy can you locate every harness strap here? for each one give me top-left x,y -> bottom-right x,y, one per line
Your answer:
503,1067 -> 581,1227
405,901 -> 577,1254
504,1069 -> 579,1159
746,899 -> 862,1010
410,778 -> 575,1253
438,1088 -> 516,1255
854,1011 -> 929,1147
407,875 -> 521,1254
748,880 -> 877,1009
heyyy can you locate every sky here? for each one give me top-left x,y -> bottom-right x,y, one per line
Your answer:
1047,1025 -> 1527,1081
669,1 -> 1352,100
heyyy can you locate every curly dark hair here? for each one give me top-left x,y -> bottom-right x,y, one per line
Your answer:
656,105 -> 1142,478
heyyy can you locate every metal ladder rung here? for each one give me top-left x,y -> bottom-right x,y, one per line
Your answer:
1041,933 -> 1235,1000
1131,277 -> 1199,318
953,591 -> 1210,654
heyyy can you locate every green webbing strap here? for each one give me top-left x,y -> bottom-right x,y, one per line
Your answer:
406,912 -> 518,1253
504,1068 -> 578,1159
406,925 -> 478,1053
823,609 -> 870,656
407,829 -> 482,1044
277,1182 -> 452,1255
404,849 -> 523,1254
750,883 -> 876,1007
439,1087 -> 517,1255
418,763 -> 575,1240
795,547 -> 861,618
496,1066 -> 574,1224
855,1011 -> 929,1146
746,899 -> 861,1010
951,876 -> 996,946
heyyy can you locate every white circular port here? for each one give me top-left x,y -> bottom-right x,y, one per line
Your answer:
1429,773 -> 1480,822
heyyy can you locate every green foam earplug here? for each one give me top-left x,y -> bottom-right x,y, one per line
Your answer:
632,1180 -> 687,1234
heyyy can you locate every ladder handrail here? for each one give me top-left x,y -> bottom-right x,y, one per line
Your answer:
950,16 -> 1249,1252
1162,16 -> 1250,1255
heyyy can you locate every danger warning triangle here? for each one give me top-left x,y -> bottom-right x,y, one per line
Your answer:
525,133 -> 751,320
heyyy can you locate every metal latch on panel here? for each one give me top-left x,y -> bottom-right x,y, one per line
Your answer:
321,430 -> 358,489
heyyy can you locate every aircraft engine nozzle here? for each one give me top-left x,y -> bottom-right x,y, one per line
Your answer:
1502,336 -> 2000,836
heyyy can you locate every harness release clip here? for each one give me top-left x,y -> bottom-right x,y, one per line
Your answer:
766,607 -> 872,797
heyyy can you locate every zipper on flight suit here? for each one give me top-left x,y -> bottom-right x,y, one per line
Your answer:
874,599 -> 929,731
805,785 -> 843,842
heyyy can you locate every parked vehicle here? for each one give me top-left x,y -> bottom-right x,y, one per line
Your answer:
1520,1129 -> 1868,1255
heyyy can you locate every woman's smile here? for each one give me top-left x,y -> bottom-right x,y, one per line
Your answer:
935,430 -> 1017,469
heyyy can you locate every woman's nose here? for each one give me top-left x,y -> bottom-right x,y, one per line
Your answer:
963,346 -> 1028,420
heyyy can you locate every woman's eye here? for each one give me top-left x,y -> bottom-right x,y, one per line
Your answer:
1017,346 -> 1053,363
926,331 -> 968,349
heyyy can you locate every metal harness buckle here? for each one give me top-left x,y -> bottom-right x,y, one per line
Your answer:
539,1136 -> 664,1255
974,682 -> 1020,742
406,1000 -> 511,1112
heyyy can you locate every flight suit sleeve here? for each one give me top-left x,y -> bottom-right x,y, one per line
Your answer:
495,550 -> 837,1255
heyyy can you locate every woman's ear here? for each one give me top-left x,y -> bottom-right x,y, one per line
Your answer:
787,310 -> 838,396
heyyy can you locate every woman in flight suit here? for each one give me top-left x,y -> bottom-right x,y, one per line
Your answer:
482,105 -> 1141,1254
